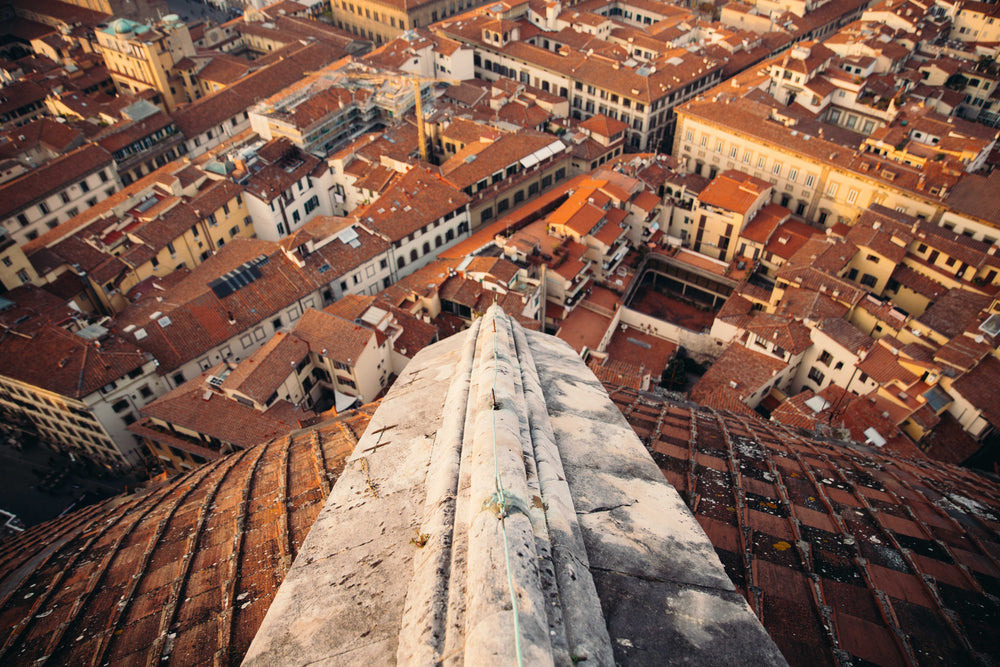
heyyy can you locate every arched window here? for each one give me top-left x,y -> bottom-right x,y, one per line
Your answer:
397,257 -> 406,270
410,249 -> 418,262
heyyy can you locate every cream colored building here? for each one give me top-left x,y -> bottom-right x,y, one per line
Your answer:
6,163 -> 254,314
686,169 -> 772,263
674,76 -> 960,229
0,317 -> 165,467
95,16 -> 196,111
330,0 -> 486,43
951,2 -> 1000,43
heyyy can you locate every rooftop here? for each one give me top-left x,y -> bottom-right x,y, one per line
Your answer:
245,306 -> 783,664
607,384 -> 1000,666
0,405 -> 376,664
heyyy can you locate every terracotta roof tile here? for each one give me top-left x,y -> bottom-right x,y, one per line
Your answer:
690,344 -> 787,404
951,355 -> 1000,430
916,288 -> 993,340
745,312 -> 813,354
221,332 -> 309,404
112,238 -> 356,374
357,166 -> 469,242
137,366 -> 310,450
0,406 -> 375,664
292,309 -> 374,366
698,169 -> 771,214
0,322 -> 149,399
605,386 -> 1000,666
0,144 -> 113,220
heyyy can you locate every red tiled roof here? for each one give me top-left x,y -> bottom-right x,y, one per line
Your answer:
740,204 -> 790,244
0,143 -> 112,220
698,169 -> 771,215
690,344 -> 787,404
605,385 -> 1000,667
579,113 -> 627,138
0,406 -> 376,664
112,238 -> 355,374
0,322 -> 149,399
138,367 -> 310,449
745,312 -> 813,354
951,355 -> 1000,430
555,304 -> 612,353
292,308 -> 374,366
221,332 -> 309,404
357,166 -> 469,242
588,358 -> 648,390
916,288 -> 993,341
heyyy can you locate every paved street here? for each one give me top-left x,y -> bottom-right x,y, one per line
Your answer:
163,0 -> 238,26
0,425 -> 136,529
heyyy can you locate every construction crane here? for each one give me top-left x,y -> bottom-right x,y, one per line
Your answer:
340,69 -> 460,163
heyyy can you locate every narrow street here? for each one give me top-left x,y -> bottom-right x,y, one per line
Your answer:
162,0 -> 238,26
0,427 -> 135,528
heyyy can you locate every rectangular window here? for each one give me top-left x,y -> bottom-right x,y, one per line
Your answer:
715,140 -> 723,153
804,174 -> 816,188
826,183 -> 838,197
699,135 -> 708,147
757,156 -> 766,169
807,367 -> 825,385
788,168 -> 798,182
772,162 -> 781,175
729,146 -> 738,158
38,202 -> 49,215
846,189 -> 858,204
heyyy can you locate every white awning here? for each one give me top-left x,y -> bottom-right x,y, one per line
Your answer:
335,390 -> 359,413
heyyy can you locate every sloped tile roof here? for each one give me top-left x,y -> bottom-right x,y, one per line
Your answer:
951,355 -> 1000,430
291,309 -> 374,365
112,238 -> 347,374
136,367 -> 310,450
221,332 -> 309,404
0,322 -> 149,399
0,406 -> 376,665
691,344 -> 787,407
698,169 -> 771,215
0,143 -> 113,220
916,289 -> 993,340
357,166 -> 469,242
605,386 -> 1000,667
745,312 -> 813,354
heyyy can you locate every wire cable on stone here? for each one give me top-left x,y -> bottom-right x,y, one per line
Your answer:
490,313 -> 524,667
